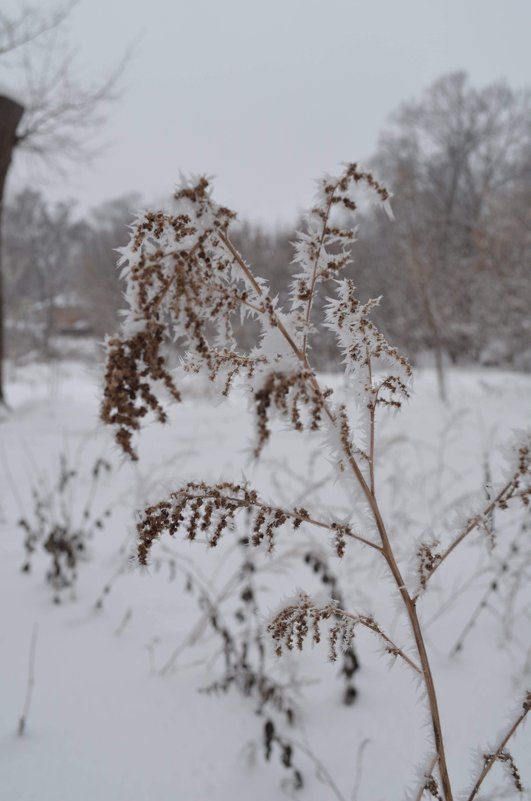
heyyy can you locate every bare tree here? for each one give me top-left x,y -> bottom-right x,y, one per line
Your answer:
3,189 -> 86,358
372,72 -> 531,396
77,194 -> 141,338
0,1 -> 127,403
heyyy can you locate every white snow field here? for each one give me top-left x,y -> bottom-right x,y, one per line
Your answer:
1,360 -> 530,801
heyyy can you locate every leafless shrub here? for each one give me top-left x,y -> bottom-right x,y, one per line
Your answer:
19,454 -> 111,602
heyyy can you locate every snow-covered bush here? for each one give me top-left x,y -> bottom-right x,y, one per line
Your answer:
102,164 -> 531,801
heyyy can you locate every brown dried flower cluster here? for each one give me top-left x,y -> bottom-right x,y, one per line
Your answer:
101,171 -> 353,458
417,542 -> 443,591
500,444 -> 530,507
293,164 -> 388,294
483,750 -> 523,793
101,164 -> 406,464
100,179 -> 264,455
423,774 -> 443,801
326,279 -> 412,410
254,370 -> 332,455
137,482 -> 364,565
268,593 -> 421,673
101,322 -> 181,459
139,483 -> 300,565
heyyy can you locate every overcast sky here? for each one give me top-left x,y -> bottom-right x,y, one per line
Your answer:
8,0 -> 531,225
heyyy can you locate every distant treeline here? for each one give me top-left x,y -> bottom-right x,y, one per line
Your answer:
4,72 -> 531,371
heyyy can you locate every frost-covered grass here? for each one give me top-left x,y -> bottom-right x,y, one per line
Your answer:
1,360 -> 530,800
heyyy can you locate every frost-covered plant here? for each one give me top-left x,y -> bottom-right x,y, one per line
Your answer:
102,164 -> 531,801
134,516 -> 358,792
20,454 -> 112,602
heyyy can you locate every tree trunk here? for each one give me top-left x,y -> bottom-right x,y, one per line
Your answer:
0,94 -> 25,405
408,239 -> 448,403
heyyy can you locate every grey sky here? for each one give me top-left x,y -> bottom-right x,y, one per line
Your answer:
9,0 -> 531,225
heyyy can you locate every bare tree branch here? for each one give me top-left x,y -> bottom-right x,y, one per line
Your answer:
0,2 -> 75,56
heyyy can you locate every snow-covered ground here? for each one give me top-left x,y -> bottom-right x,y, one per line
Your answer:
1,360 -> 530,801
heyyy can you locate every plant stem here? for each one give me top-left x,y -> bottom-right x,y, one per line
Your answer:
219,232 -> 306,363
343,446 -> 454,801
301,182 -> 339,357
466,695 -> 530,801
413,755 -> 439,801
337,608 -> 421,674
18,622 -> 38,737
366,352 -> 376,494
222,231 -> 455,800
423,473 -> 521,588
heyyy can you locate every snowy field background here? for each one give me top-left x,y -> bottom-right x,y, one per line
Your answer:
1,360 -> 530,801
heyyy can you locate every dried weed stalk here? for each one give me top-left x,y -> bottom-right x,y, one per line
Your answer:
147,535 -> 309,791
20,454 -> 112,602
102,164 -> 531,800
302,550 -> 360,705
149,509 -> 359,792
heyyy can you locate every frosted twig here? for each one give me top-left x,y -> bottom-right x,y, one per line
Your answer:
466,692 -> 531,801
413,755 -> 440,801
417,455 -> 530,596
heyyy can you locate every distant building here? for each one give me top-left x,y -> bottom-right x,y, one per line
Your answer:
33,292 -> 93,337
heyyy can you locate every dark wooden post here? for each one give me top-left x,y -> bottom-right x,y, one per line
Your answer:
0,94 -> 24,405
